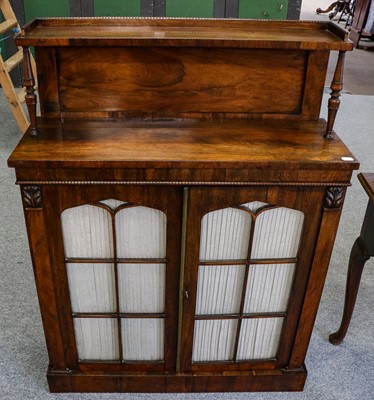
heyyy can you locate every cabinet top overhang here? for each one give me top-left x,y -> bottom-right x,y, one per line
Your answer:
8,118 -> 359,171
16,17 -> 353,51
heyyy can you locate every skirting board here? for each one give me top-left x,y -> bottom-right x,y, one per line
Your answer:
47,365 -> 307,392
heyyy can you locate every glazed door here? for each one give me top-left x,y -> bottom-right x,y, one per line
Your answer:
43,185 -> 182,373
179,186 -> 324,372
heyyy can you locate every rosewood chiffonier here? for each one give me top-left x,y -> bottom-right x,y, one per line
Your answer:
8,18 -> 358,392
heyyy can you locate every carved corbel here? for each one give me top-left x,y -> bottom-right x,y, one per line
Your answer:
324,187 -> 344,209
22,185 -> 42,209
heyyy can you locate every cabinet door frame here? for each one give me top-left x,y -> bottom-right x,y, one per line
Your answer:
179,185 -> 325,373
42,184 -> 182,373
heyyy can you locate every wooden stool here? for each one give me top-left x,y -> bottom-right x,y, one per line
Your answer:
329,173 -> 374,345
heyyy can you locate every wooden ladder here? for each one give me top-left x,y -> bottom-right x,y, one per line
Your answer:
0,0 -> 37,133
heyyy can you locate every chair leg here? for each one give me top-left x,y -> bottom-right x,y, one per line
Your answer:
317,2 -> 338,15
329,237 -> 370,345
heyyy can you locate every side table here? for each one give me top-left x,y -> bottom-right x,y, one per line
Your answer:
329,173 -> 374,344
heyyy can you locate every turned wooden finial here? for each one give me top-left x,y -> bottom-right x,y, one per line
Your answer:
23,46 -> 38,135
325,51 -> 346,140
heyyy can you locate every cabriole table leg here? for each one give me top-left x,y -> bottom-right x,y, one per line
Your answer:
329,173 -> 374,345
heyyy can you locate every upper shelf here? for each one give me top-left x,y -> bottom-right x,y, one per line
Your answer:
16,18 -> 353,50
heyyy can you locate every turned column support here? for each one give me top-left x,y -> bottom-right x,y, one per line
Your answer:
23,46 -> 38,135
325,50 -> 346,140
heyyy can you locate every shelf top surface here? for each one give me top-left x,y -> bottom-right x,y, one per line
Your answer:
8,118 -> 358,170
16,18 -> 353,50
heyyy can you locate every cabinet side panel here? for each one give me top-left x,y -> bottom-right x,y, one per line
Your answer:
23,208 -> 67,369
301,50 -> 330,119
289,203 -> 345,367
35,47 -> 61,118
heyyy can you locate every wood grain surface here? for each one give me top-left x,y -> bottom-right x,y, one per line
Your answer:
57,47 -> 306,115
8,118 -> 358,170
17,18 -> 353,51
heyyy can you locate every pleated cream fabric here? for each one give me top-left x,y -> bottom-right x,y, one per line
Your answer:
61,201 -> 167,361
193,202 -> 304,362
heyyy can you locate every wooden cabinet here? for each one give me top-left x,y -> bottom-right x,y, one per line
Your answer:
8,18 -> 358,392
